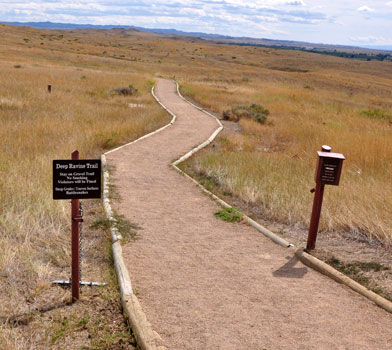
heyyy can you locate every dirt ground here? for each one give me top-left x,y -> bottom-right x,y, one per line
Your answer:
107,78 -> 392,350
0,201 -> 136,350
225,191 -> 392,300
184,118 -> 392,303
181,93 -> 392,303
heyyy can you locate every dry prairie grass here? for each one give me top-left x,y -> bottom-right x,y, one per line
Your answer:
0,202 -> 137,350
0,63 -> 167,312
1,21 -> 392,345
0,24 -> 170,341
179,61 -> 392,242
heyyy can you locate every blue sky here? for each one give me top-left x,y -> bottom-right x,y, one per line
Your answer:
1,1 -> 392,47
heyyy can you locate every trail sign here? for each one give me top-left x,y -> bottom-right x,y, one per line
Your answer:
53,159 -> 101,200
306,145 -> 345,251
52,151 -> 103,302
315,152 -> 345,186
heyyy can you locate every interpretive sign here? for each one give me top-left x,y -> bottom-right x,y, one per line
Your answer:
53,159 -> 101,200
315,152 -> 345,186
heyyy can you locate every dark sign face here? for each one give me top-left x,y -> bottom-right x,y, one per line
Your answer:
315,152 -> 345,186
53,159 -> 101,199
319,158 -> 341,185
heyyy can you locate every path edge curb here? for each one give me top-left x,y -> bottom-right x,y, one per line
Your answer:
102,154 -> 166,350
101,80 -> 392,350
174,82 -> 392,314
173,83 -> 292,248
101,84 -> 174,350
105,85 -> 176,156
295,248 -> 392,313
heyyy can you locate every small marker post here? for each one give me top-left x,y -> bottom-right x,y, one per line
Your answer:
306,145 -> 345,250
306,146 -> 329,250
48,84 -> 52,93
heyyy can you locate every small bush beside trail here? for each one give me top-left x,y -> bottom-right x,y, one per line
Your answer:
113,84 -> 138,96
223,104 -> 269,124
214,207 -> 244,222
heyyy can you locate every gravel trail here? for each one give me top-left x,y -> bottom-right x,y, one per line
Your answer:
107,78 -> 392,350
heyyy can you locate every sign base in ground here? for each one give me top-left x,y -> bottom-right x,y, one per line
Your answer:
52,280 -> 107,287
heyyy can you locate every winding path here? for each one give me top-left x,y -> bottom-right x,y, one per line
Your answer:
107,78 -> 392,350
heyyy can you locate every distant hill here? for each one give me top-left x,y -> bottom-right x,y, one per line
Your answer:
2,21 -> 391,56
2,21 -> 128,30
363,45 -> 392,51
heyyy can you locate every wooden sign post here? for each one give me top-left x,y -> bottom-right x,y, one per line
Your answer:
306,145 -> 345,251
71,150 -> 81,302
53,150 -> 101,302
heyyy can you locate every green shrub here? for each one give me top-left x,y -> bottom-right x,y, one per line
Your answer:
214,207 -> 243,222
223,103 -> 269,124
113,85 -> 138,96
360,108 -> 392,122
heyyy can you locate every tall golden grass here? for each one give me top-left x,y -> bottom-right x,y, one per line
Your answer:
1,22 -> 392,331
0,25 -> 170,319
180,68 -> 392,242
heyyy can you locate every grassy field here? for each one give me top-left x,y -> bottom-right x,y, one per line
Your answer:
177,51 -> 392,243
1,22 -> 392,346
0,24 -> 170,347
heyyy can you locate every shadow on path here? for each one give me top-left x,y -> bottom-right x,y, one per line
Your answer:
273,255 -> 308,278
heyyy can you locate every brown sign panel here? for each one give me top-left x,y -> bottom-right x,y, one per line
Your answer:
53,159 -> 101,199
315,152 -> 345,186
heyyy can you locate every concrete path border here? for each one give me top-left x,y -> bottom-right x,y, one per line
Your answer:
175,85 -> 392,315
174,85 -> 293,248
101,85 -> 176,350
102,79 -> 392,350
295,248 -> 392,313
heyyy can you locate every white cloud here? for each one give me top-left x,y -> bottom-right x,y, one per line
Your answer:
357,6 -> 375,12
285,0 -> 306,6
0,1 -> 391,46
350,35 -> 385,43
256,15 -> 280,23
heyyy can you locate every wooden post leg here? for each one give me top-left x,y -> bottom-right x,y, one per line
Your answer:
306,183 -> 325,250
71,150 -> 80,302
71,198 -> 80,302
